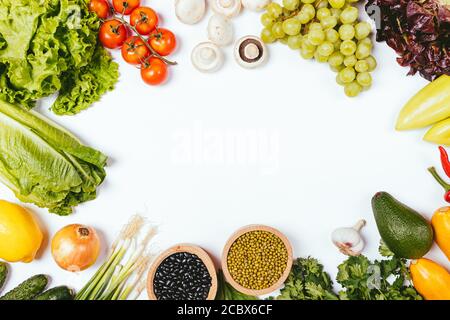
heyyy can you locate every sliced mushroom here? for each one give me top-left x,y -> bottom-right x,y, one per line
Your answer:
207,14 -> 234,46
175,0 -> 206,25
191,42 -> 224,73
241,0 -> 272,11
234,36 -> 268,68
209,0 -> 241,18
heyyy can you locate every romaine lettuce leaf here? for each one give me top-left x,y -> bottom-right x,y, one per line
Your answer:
0,99 -> 107,215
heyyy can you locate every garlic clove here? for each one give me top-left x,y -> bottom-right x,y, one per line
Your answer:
209,0 -> 242,18
175,0 -> 206,25
242,0 -> 272,12
191,42 -> 224,73
331,219 -> 366,256
207,14 -> 234,46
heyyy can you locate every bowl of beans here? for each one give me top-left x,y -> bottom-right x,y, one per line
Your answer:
222,225 -> 293,296
147,244 -> 218,300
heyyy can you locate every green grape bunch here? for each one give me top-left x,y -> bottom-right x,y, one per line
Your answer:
260,0 -> 377,97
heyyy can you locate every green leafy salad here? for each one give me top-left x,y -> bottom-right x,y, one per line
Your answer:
0,0 -> 118,115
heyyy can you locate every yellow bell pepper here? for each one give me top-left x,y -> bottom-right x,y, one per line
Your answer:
410,258 -> 450,300
432,207 -> 450,260
424,118 -> 450,146
396,75 -> 450,130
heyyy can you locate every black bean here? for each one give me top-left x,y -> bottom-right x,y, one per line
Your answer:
153,252 -> 212,300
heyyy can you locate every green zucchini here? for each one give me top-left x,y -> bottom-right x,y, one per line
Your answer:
0,262 -> 8,292
34,286 -> 74,300
0,274 -> 48,300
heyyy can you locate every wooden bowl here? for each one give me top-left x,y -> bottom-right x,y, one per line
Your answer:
147,244 -> 218,300
222,225 -> 293,296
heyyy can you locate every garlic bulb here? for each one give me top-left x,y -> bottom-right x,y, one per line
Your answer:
209,0 -> 242,18
331,219 -> 366,256
241,0 -> 271,11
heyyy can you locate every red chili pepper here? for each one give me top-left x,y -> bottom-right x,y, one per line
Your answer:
438,146 -> 450,178
428,166 -> 450,203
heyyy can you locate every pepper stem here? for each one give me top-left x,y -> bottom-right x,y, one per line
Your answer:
428,167 -> 450,191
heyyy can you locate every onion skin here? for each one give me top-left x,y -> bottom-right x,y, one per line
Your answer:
51,224 -> 100,272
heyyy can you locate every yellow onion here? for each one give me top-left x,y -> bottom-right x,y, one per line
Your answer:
51,224 -> 100,272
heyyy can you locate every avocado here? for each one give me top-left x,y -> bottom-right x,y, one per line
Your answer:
371,192 -> 433,259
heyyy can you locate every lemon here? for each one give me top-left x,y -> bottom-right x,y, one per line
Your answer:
0,200 -> 44,263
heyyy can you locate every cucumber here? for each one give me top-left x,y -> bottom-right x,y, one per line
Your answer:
0,262 -> 8,292
0,274 -> 48,300
34,286 -> 74,300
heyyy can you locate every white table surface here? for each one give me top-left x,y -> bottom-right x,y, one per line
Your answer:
1,0 -> 449,299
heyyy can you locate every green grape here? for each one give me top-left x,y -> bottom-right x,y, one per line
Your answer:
261,28 -> 276,43
326,29 -> 340,42
314,51 -> 329,63
302,38 -> 317,50
288,35 -> 303,49
336,74 -> 345,86
280,36 -> 289,45
356,72 -> 372,87
330,8 -> 342,18
340,39 -> 356,56
338,67 -> 356,83
300,47 -> 315,59
272,22 -> 286,38
340,7 -> 358,24
317,7 -> 331,21
302,4 -> 316,18
267,2 -> 283,17
328,0 -> 345,9
261,13 -> 275,27
328,51 -> 344,67
343,55 -> 357,67
355,22 -> 372,40
344,81 -> 362,97
283,0 -> 300,10
315,0 -> 329,9
296,12 -> 312,24
339,24 -> 355,40
321,16 -> 338,30
358,38 -> 372,48
330,65 -> 344,73
317,41 -> 334,56
301,0 -> 316,3
333,39 -> 342,51
309,22 -> 323,31
308,29 -> 326,45
365,55 -> 377,71
356,43 -> 371,59
355,60 -> 369,72
282,18 -> 302,35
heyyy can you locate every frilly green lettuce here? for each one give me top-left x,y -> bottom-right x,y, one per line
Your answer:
0,0 -> 118,114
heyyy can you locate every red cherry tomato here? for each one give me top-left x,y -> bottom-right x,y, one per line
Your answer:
88,0 -> 110,19
130,7 -> 158,35
140,58 -> 168,86
121,36 -> 150,64
112,0 -> 140,15
149,28 -> 177,56
99,19 -> 128,49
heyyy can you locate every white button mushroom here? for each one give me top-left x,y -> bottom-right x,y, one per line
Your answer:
175,0 -> 206,25
209,0 -> 241,18
241,0 -> 272,11
234,36 -> 268,69
207,14 -> 234,47
191,42 -> 224,73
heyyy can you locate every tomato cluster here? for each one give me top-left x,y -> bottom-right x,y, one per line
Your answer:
89,0 -> 177,86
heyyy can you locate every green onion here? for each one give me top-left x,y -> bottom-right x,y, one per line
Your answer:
75,215 -> 157,300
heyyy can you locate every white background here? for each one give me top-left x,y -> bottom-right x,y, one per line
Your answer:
1,1 -> 449,299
